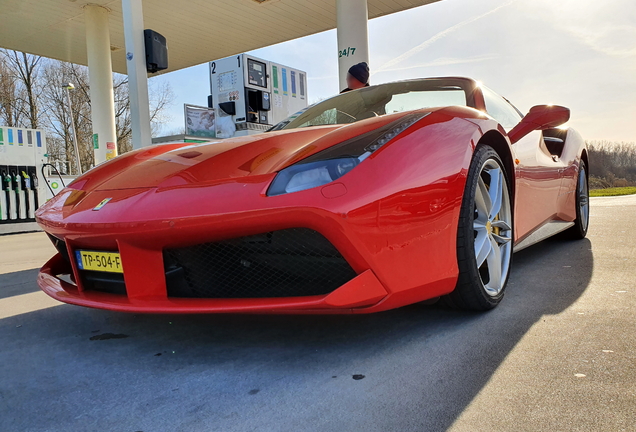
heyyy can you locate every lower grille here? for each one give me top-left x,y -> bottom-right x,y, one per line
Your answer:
164,228 -> 357,298
80,271 -> 127,295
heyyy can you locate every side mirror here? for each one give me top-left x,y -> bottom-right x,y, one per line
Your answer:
508,105 -> 570,144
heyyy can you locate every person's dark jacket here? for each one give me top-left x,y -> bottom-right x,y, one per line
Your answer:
340,83 -> 370,94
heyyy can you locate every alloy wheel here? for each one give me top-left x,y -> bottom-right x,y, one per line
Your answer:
473,159 -> 513,296
578,166 -> 589,232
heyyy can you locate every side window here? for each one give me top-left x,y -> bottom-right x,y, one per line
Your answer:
481,86 -> 522,130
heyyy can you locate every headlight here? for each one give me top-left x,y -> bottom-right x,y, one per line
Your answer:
267,112 -> 429,196
268,157 -> 359,195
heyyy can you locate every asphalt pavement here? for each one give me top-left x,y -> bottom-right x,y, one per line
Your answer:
0,195 -> 634,432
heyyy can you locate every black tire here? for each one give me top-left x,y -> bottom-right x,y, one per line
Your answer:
443,145 -> 514,311
563,161 -> 589,240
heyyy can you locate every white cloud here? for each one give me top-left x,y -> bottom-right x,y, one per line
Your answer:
373,0 -> 518,75
520,0 -> 636,59
375,54 -> 498,74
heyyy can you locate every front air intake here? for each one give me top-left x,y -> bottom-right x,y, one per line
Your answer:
163,228 -> 356,298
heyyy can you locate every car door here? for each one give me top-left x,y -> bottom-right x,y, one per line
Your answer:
511,131 -> 566,240
543,128 -> 579,221
480,86 -> 564,242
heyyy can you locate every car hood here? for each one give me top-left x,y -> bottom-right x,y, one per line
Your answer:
76,113 -> 410,192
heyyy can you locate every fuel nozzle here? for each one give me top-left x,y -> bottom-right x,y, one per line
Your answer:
27,166 -> 39,212
0,168 -> 9,220
1,168 -> 9,191
21,170 -> 31,190
10,169 -> 19,190
28,167 -> 39,190
9,168 -> 21,219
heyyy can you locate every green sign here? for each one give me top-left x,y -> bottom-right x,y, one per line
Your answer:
0,128 -> 3,144
92,133 -> 99,149
272,65 -> 279,94
338,47 -> 357,58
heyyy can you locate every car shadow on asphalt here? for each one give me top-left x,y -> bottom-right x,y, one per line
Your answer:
0,237 -> 593,432
0,268 -> 42,299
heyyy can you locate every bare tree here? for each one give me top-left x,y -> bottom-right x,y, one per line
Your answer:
113,75 -> 132,153
41,61 -> 93,173
2,50 -> 42,129
0,56 -> 24,127
113,76 -> 174,153
588,140 -> 636,188
1,49 -> 174,172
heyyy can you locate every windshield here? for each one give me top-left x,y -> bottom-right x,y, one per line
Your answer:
271,79 -> 474,131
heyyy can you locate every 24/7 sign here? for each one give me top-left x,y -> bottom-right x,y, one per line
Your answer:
339,47 -> 357,58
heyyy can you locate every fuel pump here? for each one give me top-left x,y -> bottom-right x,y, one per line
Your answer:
10,167 -> 22,220
0,166 -> 10,222
28,166 -> 39,215
246,88 -> 270,124
20,168 -> 32,220
208,54 -> 307,138
0,126 -> 50,227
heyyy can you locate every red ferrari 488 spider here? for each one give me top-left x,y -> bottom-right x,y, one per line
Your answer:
36,77 -> 589,314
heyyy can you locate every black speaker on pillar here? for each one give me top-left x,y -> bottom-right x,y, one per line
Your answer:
144,29 -> 168,73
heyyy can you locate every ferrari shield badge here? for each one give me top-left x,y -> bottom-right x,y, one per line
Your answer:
93,198 -> 112,211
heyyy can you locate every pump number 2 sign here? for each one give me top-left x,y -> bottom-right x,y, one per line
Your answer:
76,250 -> 123,273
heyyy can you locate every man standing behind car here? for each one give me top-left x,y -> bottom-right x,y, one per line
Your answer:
341,62 -> 370,93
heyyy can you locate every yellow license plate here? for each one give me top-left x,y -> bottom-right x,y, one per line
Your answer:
75,250 -> 123,273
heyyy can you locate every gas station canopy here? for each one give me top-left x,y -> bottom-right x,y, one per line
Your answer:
1,0 -> 445,160
0,0 -> 441,74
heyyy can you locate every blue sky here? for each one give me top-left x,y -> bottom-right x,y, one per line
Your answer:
154,0 -> 636,142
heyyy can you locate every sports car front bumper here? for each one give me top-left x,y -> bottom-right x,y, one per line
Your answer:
38,250 -> 389,314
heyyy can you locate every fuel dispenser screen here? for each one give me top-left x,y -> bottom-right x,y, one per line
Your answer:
247,59 -> 267,88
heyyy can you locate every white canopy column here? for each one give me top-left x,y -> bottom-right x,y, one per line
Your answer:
84,4 -> 118,164
336,0 -> 370,92
122,0 -> 152,149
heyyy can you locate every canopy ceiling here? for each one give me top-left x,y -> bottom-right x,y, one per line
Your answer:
0,0 -> 442,74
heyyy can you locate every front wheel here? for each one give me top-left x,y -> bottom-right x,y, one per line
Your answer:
444,145 -> 513,311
